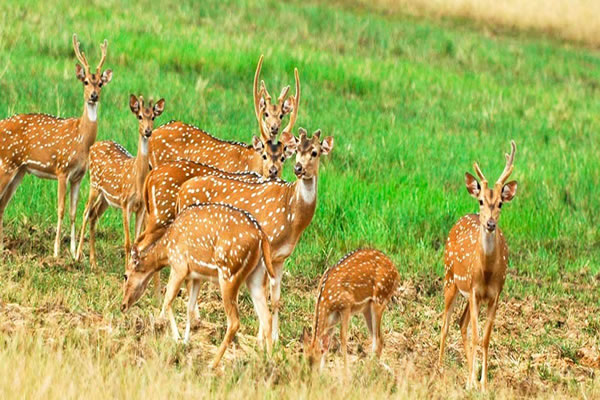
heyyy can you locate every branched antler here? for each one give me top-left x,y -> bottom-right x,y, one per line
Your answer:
96,39 -> 108,75
72,34 -> 90,74
496,140 -> 516,185
282,68 -> 300,135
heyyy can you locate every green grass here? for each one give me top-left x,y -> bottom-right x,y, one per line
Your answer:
0,0 -> 599,398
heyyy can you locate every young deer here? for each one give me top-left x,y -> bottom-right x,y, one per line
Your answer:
148,55 -> 300,169
177,128 -> 334,342
0,34 -> 112,257
302,249 -> 399,370
121,203 -> 276,369
75,95 -> 165,268
438,141 -> 518,390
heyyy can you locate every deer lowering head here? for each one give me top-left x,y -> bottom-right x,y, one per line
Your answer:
73,34 -> 112,121
439,140 -> 518,391
253,55 -> 300,141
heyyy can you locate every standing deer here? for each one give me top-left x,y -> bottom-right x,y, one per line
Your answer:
148,55 -> 299,169
177,128 -> 334,342
121,203 -> 276,369
0,34 -> 112,256
438,141 -> 517,390
302,249 -> 399,370
75,95 -> 165,268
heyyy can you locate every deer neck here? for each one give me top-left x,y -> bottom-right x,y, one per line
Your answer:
80,102 -> 99,149
478,226 -> 500,272
290,176 -> 317,231
140,235 -> 170,274
133,135 -> 150,194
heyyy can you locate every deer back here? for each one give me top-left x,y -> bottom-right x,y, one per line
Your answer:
89,141 -> 135,207
149,121 -> 259,172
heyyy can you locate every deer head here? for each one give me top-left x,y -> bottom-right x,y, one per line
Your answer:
301,327 -> 330,368
292,128 -> 334,180
253,55 -> 300,141
73,34 -> 112,110
121,245 -> 156,312
129,95 -> 165,139
465,140 -> 518,233
251,133 -> 297,179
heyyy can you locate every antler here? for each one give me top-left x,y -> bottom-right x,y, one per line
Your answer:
496,140 -> 516,186
473,162 -> 487,184
253,55 -> 264,122
72,34 -> 90,74
139,95 -> 145,109
256,95 -> 269,142
96,39 -> 108,75
282,68 -> 300,135
277,85 -> 290,102
260,80 -> 272,101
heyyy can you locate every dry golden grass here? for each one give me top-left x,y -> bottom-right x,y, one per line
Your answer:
356,0 -> 600,47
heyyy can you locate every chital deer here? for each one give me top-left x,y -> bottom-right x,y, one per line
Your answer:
121,203 -> 276,369
0,34 -> 112,256
302,249 -> 399,370
177,128 -> 334,342
148,55 -> 300,169
75,95 -> 165,268
438,141 -> 518,390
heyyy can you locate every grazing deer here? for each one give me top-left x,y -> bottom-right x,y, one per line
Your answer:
302,249 -> 399,370
148,55 -> 300,169
177,128 -> 334,342
0,34 -> 112,256
438,141 -> 517,390
121,203 -> 276,369
75,95 -> 165,269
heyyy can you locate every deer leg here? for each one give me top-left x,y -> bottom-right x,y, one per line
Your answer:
76,186 -> 99,262
467,291 -> 479,389
372,303 -> 386,358
269,261 -> 284,343
88,197 -> 108,270
211,278 -> 241,369
438,283 -> 458,366
53,176 -> 68,257
134,208 -> 145,239
340,308 -> 351,368
480,294 -> 499,391
122,207 -> 132,266
246,261 -> 273,351
160,267 -> 187,341
362,305 -> 374,340
184,279 -> 201,344
68,178 -> 82,258
0,168 -> 25,251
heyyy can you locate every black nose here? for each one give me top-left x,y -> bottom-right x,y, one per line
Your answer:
270,125 -> 279,134
269,166 -> 278,177
144,128 -> 152,137
90,92 -> 98,102
486,220 -> 497,231
294,163 -> 303,175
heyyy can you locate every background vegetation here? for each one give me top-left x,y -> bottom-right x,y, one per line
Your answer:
0,0 -> 598,398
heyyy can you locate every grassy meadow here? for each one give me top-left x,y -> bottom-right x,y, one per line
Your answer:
1,0 -> 599,398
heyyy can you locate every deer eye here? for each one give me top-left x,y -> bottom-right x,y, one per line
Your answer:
311,151 -> 318,157
498,202 -> 503,209
262,154 -> 267,160
123,274 -> 127,281
98,82 -> 103,87
84,80 -> 89,85
138,115 -> 142,120
152,117 -> 155,121
280,156 -> 285,162
279,114 -> 283,119
479,200 -> 483,206
265,113 -> 269,118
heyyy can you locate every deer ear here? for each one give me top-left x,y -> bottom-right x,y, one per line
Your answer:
101,69 -> 113,84
465,172 -> 481,198
153,98 -> 165,117
501,181 -> 517,202
280,132 -> 298,158
259,97 -> 266,111
282,97 -> 293,114
321,136 -> 334,155
252,136 -> 264,153
129,95 -> 140,114
75,64 -> 86,81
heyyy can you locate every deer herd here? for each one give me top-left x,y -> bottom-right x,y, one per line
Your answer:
0,34 -> 519,390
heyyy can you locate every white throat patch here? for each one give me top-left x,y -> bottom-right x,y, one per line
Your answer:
481,228 -> 496,255
140,137 -> 149,156
298,177 -> 316,204
86,103 -> 98,122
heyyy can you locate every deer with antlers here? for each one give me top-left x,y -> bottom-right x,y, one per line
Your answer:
177,128 -> 334,342
438,141 -> 518,390
302,249 -> 399,370
75,95 -> 165,268
148,55 -> 299,170
121,203 -> 276,369
0,34 -> 112,256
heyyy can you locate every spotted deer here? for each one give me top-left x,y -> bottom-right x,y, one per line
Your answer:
0,34 -> 112,256
121,203 -> 276,369
177,128 -> 334,342
75,95 -> 165,269
302,249 -> 399,370
438,141 -> 517,391
148,55 -> 299,169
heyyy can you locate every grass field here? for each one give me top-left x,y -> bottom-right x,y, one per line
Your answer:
0,0 -> 599,398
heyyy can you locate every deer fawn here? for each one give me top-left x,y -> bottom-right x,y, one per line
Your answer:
121,203 -> 276,369
438,141 -> 517,390
302,249 -> 399,370
177,128 -> 334,342
0,34 -> 112,256
148,55 -> 299,169
75,95 -> 165,269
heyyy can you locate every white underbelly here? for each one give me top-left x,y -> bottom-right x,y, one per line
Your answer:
26,167 -> 56,180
